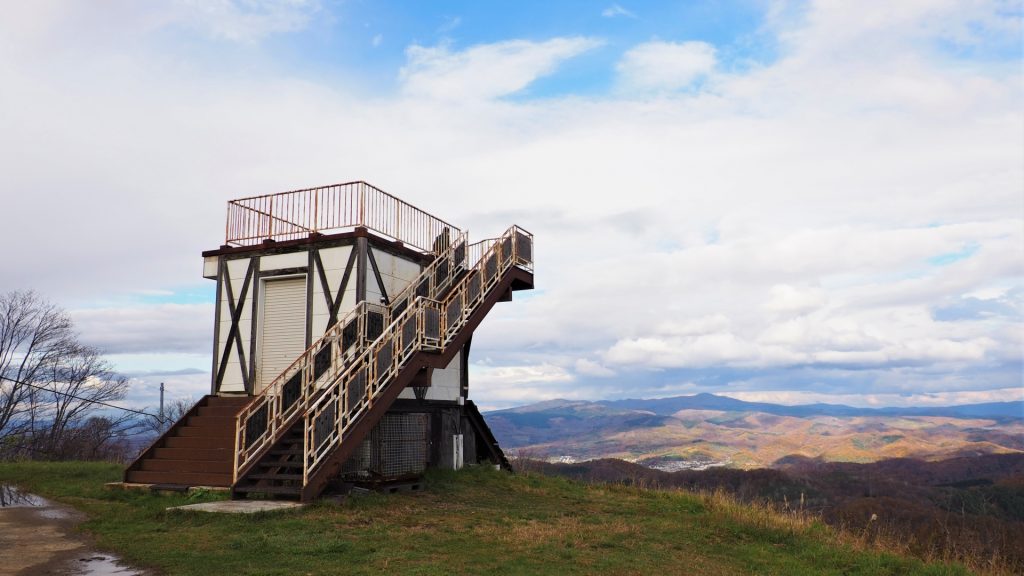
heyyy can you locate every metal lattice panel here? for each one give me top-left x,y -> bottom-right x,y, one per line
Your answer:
376,413 -> 429,478
341,413 -> 429,480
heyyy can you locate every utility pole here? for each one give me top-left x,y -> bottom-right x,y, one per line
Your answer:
159,382 -> 165,425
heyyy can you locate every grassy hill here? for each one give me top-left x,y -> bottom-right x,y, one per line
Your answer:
0,461 -> 979,575
522,454 -> 1024,574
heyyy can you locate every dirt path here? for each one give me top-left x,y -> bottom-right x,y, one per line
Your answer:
0,485 -> 143,576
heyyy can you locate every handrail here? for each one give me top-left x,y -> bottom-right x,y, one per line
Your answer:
467,238 -> 498,271
226,181 -> 462,253
232,300 -> 382,477
302,225 -> 533,480
232,221 -> 533,488
233,229 -> 471,479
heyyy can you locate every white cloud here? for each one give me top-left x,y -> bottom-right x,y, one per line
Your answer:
602,4 -> 637,19
764,285 -> 828,316
616,40 -> 716,91
372,33 -> 383,47
72,304 -> 213,354
470,363 -> 578,408
399,37 -> 602,100
721,387 -> 1024,408
169,0 -> 322,42
0,1 -> 1020,409
574,358 -> 616,377
438,16 -> 462,34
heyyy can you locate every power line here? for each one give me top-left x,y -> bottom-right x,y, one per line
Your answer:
0,374 -> 159,420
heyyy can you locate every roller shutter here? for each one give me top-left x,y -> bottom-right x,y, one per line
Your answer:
257,276 -> 307,393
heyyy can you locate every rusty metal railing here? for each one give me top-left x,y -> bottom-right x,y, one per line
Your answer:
233,223 -> 532,487
233,229 -> 469,479
226,181 -> 462,253
303,225 -> 533,480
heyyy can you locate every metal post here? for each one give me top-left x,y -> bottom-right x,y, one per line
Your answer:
159,382 -> 165,425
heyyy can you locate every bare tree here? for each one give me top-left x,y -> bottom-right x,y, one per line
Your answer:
143,396 -> 196,436
0,290 -> 74,439
34,344 -> 132,457
0,290 -> 139,460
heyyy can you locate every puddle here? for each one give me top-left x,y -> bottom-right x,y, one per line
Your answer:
0,484 -> 145,575
38,506 -> 73,520
75,554 -> 143,575
0,483 -> 50,508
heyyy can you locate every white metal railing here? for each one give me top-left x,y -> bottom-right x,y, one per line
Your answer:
226,181 -> 462,253
233,228 -> 471,479
301,225 -> 533,481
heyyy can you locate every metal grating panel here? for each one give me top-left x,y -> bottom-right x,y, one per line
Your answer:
485,254 -> 497,283
434,257 -> 450,288
366,311 -> 384,341
347,368 -> 366,418
424,308 -> 440,340
376,339 -> 393,383
453,241 -> 466,269
245,403 -> 268,448
313,342 -> 332,381
376,413 -> 429,477
501,236 -> 512,265
314,399 -> 336,452
341,413 -> 429,480
402,316 -> 417,353
341,318 -> 358,354
392,297 -> 408,320
281,372 -> 302,413
516,231 -> 532,263
446,297 -> 462,332
467,271 -> 481,304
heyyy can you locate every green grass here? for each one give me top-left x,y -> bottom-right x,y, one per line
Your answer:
0,461 -> 974,576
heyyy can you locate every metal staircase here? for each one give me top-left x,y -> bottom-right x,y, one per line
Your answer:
231,225 -> 534,500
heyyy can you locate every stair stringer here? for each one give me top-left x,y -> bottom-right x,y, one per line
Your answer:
464,399 -> 511,471
298,266 -> 534,501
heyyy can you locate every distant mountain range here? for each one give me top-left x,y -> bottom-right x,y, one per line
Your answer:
484,393 -> 1024,468
596,392 -> 1024,420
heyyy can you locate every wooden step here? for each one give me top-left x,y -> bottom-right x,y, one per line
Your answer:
207,396 -> 252,406
175,425 -> 232,438
185,416 -> 235,428
126,470 -> 232,487
197,406 -> 245,418
233,484 -> 301,495
141,459 -> 232,474
258,459 -> 302,469
153,447 -> 232,461
269,448 -> 303,456
164,436 -> 234,450
246,473 -> 302,481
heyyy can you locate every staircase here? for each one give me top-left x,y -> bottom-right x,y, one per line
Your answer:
125,225 -> 532,499
124,395 -> 250,487
232,225 -> 533,501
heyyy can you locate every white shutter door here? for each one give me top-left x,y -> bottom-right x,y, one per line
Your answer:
258,276 -> 307,393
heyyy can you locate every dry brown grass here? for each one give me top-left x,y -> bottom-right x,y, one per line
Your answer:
692,486 -> 1020,576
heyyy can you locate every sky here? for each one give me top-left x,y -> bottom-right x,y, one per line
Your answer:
1,0 -> 1022,412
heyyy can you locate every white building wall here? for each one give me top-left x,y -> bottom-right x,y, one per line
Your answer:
216,257 -> 255,393
310,245 -> 356,337
212,240 -> 428,395
397,351 -> 462,402
367,248 -> 421,304
260,252 -> 307,271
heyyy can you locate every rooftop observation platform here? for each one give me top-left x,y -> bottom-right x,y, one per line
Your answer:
221,181 -> 461,255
